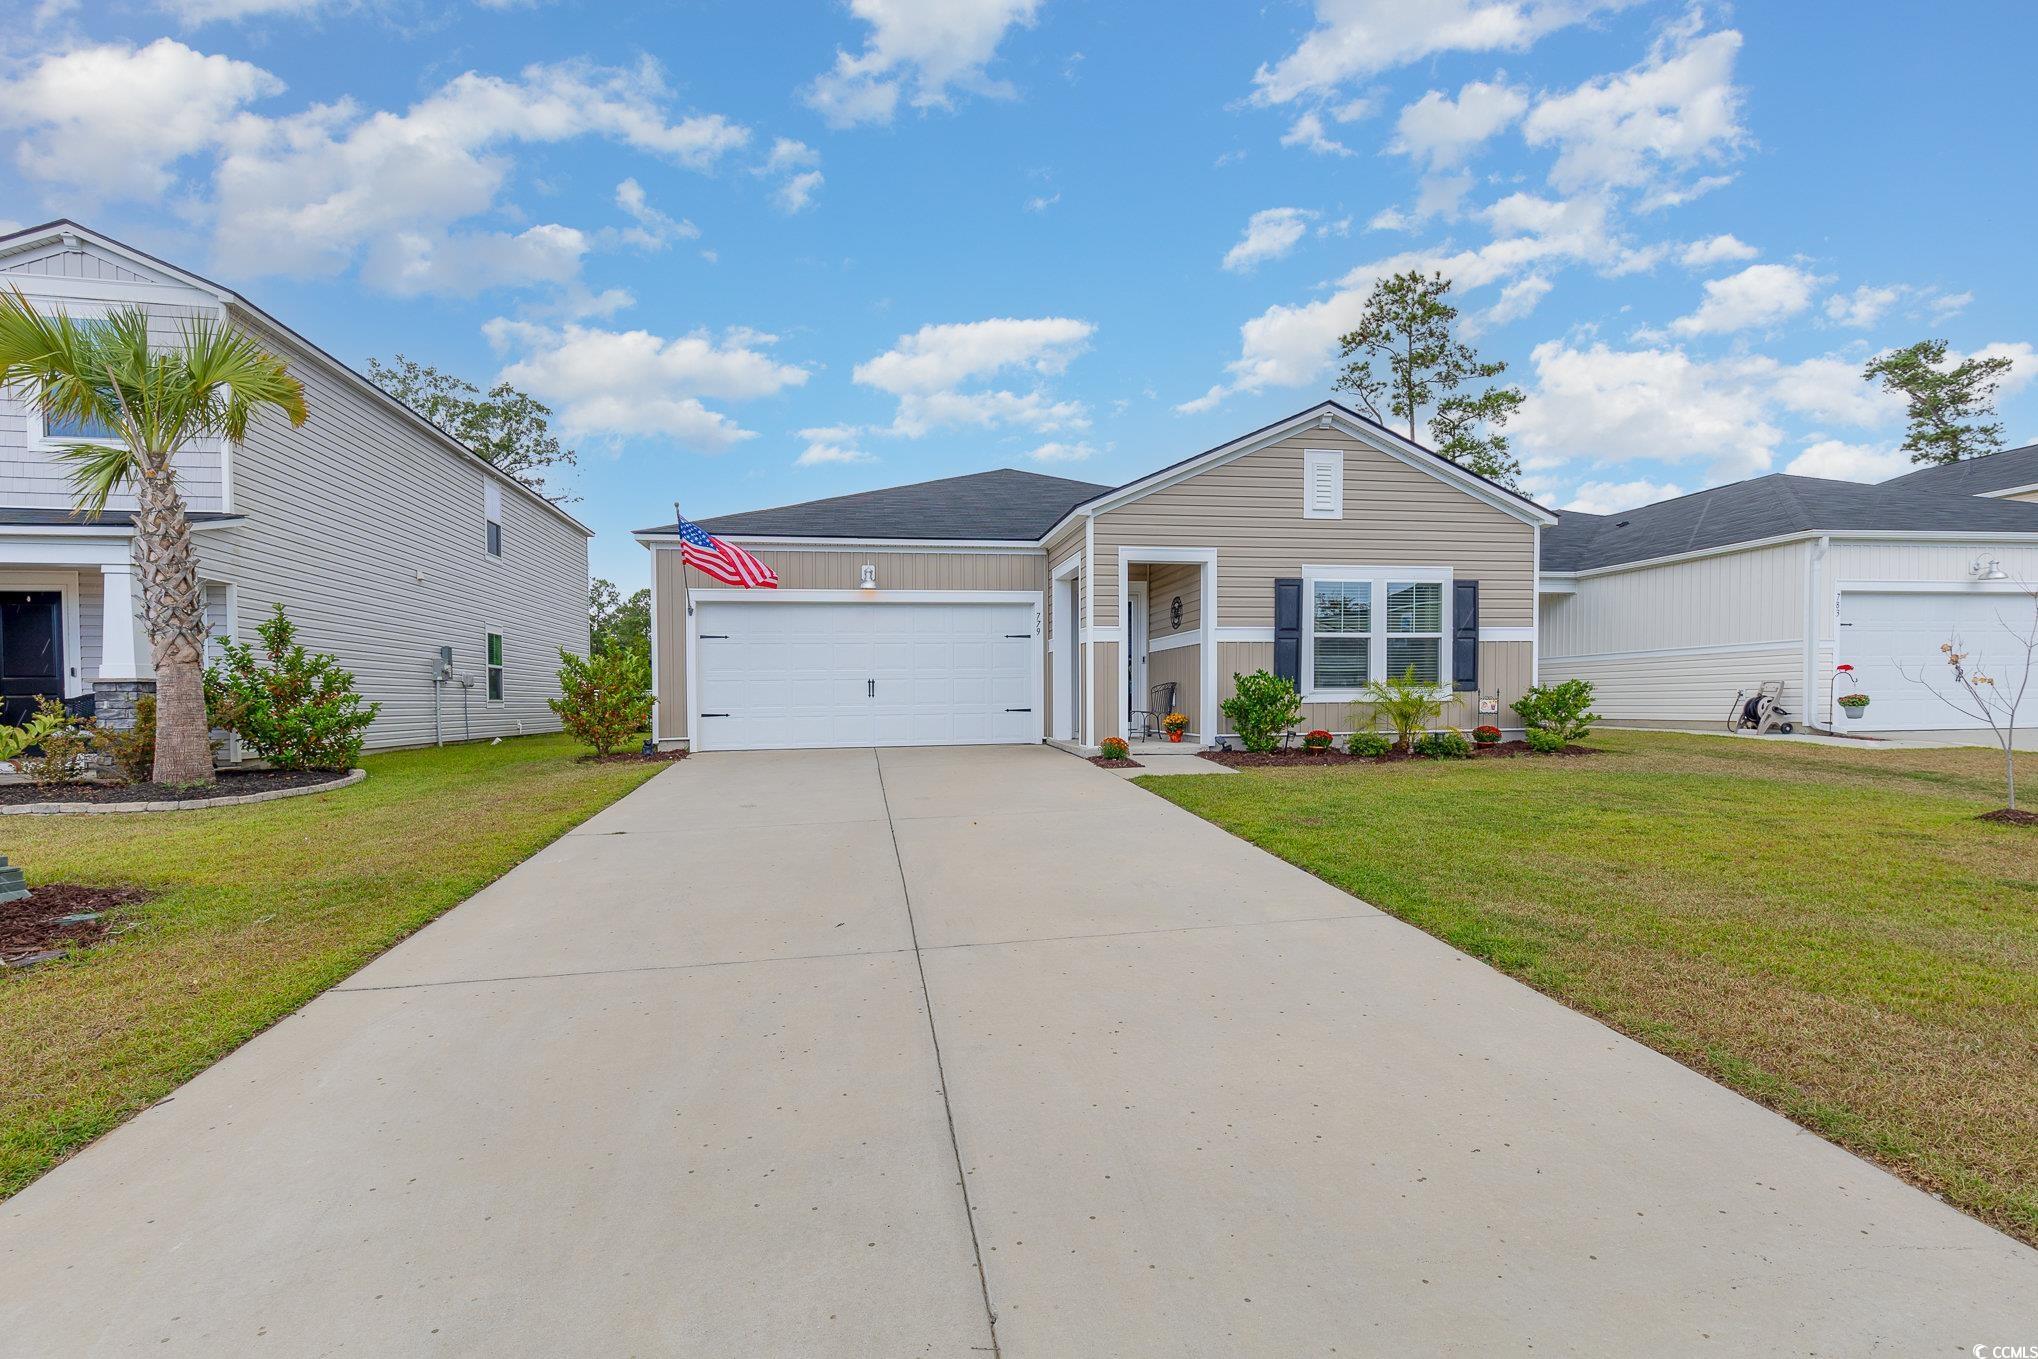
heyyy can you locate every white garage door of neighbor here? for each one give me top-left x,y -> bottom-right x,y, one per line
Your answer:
694,600 -> 1040,751
1838,589 -> 2032,730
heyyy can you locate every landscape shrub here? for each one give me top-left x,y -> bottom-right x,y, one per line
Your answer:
1301,728 -> 1333,751
1513,679 -> 1597,743
550,647 -> 654,757
1525,728 -> 1567,754
1099,736 -> 1130,760
15,698 -> 92,785
1413,728 -> 1474,759
1221,670 -> 1302,754
1472,724 -> 1503,746
0,704 -> 65,763
205,605 -> 380,771
1355,667 -> 1443,752
1345,730 -> 1392,757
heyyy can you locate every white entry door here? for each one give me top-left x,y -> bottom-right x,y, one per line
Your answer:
694,599 -> 1040,751
1837,589 -> 2032,730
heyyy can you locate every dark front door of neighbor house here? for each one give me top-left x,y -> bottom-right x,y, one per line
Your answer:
0,591 -> 64,727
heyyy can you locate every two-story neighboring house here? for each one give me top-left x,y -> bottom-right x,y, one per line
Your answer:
0,220 -> 593,747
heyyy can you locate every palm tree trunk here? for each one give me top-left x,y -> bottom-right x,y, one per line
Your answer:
132,462 -> 214,785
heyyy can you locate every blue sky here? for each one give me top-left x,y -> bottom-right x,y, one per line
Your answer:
5,0 -> 2034,589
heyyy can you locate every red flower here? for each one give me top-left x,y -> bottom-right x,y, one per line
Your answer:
1473,725 -> 1503,745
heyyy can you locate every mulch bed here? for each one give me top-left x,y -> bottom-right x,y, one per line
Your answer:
1,885 -> 150,966
1089,756 -> 1143,769
578,749 -> 688,765
1199,740 -> 1596,769
0,768 -> 349,806
1977,808 -> 2038,826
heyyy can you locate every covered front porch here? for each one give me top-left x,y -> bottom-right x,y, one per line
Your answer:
0,515 -> 234,729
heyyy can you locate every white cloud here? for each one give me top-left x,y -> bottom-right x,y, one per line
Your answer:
1823,284 -> 1902,329
1251,0 -> 1631,106
1027,440 -> 1096,462
1222,207 -> 1317,272
364,224 -> 589,298
1390,78 -> 1527,168
1278,111 -> 1353,156
1523,22 -> 1744,196
855,316 -> 1095,437
1514,340 -> 1906,481
1472,273 -> 1552,330
796,441 -> 875,466
806,0 -> 1041,128
764,136 -> 819,174
1783,438 -> 1910,483
775,170 -> 824,214
1026,191 -> 1061,212
0,39 -> 282,199
1975,341 -> 2038,396
1678,233 -> 1756,268
1368,171 -> 1474,230
757,138 -> 823,214
484,319 -> 807,450
1564,478 -> 1685,514
614,178 -> 699,249
158,0 -> 323,23
1668,262 -> 1820,336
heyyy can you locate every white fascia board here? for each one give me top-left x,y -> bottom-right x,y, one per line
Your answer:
715,536 -> 1044,553
1562,528 -> 2038,580
1979,483 -> 2038,499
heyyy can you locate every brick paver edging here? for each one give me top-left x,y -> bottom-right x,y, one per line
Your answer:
1,769 -> 366,816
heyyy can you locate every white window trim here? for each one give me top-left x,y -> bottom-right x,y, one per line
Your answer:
31,403 -> 122,451
1300,564 -> 1452,702
483,627 -> 505,706
1302,448 -> 1343,519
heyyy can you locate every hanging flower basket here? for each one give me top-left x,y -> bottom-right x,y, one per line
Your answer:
1837,692 -> 1871,720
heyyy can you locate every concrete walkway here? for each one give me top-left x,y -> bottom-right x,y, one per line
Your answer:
1,745 -> 2031,1355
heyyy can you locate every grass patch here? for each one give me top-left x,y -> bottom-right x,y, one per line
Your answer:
1139,729 -> 2038,1245
0,733 -> 663,1198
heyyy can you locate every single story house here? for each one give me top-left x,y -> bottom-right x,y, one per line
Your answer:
1540,446 -> 2038,736
636,400 -> 1553,752
0,220 -> 593,747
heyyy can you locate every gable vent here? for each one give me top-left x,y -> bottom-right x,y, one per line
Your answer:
1303,448 -> 1344,519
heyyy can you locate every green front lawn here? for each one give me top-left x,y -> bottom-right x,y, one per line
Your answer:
0,734 -> 664,1198
1140,730 -> 2038,1245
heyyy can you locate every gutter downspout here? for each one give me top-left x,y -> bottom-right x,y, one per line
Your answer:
1804,536 -> 1829,730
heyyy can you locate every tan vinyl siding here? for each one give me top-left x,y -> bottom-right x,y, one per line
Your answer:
1214,640 -> 1532,735
1145,562 -> 1201,637
651,545 -> 1048,748
195,310 -> 589,750
1092,431 -> 1535,626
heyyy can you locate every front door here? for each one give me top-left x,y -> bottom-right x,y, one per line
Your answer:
0,591 -> 65,726
1125,582 -> 1149,736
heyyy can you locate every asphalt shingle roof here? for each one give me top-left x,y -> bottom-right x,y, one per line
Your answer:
1542,472 -> 2038,572
640,468 -> 1111,542
1876,442 -> 2038,498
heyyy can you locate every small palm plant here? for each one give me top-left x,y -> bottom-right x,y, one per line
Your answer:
0,289 -> 308,784
1354,666 -> 1444,753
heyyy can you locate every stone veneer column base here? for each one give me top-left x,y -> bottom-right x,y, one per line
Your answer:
0,855 -> 26,904
91,680 -> 156,732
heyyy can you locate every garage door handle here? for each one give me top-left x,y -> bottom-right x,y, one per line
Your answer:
1006,707 -> 1032,713
698,634 -> 728,640
701,712 -> 728,718
1005,633 -> 1031,639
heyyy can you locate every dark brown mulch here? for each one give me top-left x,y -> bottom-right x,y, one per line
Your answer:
1199,740 -> 1595,769
1,884 -> 151,965
1089,756 -> 1143,769
578,748 -> 688,765
1977,808 -> 2038,826
0,768 -> 349,806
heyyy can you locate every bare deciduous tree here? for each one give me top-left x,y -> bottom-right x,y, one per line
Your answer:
1899,585 -> 2036,811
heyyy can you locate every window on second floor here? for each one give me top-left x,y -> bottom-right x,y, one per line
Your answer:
483,482 -> 503,558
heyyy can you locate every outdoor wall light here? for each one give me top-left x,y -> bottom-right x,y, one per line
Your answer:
859,563 -> 877,589
1972,555 -> 2008,581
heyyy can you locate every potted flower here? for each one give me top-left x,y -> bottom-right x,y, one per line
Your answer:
1472,724 -> 1503,747
1302,728 -> 1333,752
1837,692 -> 1871,720
1161,711 -> 1189,743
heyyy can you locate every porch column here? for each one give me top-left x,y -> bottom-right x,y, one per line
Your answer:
98,562 -> 153,681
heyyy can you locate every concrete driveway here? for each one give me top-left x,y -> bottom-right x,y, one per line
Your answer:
1,745 -> 2031,1355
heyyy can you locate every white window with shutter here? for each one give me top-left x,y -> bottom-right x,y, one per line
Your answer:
1303,448 -> 1343,519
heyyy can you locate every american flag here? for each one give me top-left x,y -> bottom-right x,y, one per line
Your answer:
678,516 -> 778,588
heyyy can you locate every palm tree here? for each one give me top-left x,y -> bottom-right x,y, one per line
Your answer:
0,288 -> 307,785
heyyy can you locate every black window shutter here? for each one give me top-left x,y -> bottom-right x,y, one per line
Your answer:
1273,577 -> 1302,687
1453,579 -> 1480,692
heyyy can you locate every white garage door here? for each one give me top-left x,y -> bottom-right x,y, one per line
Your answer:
1838,590 -> 2033,730
694,600 -> 1040,751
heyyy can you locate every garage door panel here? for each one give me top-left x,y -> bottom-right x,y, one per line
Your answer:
1838,590 -> 2029,730
695,600 -> 1037,751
